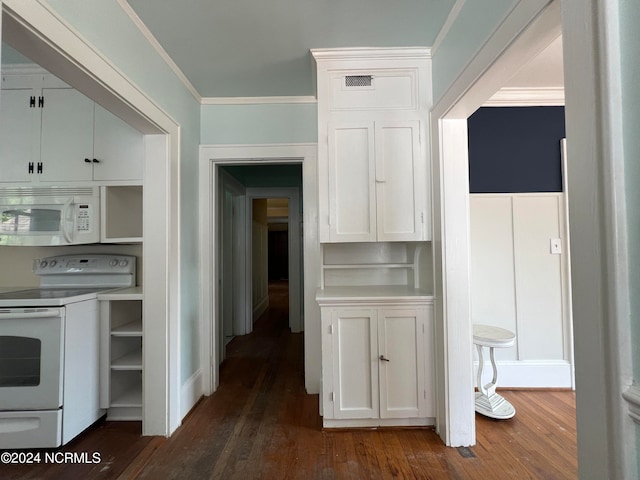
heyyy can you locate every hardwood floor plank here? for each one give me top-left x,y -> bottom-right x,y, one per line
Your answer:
3,281 -> 578,479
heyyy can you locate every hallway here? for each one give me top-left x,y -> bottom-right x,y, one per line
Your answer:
2,282 -> 577,479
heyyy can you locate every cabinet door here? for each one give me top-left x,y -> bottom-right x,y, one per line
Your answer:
0,88 -> 39,183
328,122 -> 376,242
331,308 -> 379,419
375,120 -> 424,241
39,88 -> 94,182
93,105 -> 144,181
377,308 -> 426,418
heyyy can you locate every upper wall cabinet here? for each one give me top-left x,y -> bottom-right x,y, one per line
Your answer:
0,73 -> 143,184
312,48 -> 433,243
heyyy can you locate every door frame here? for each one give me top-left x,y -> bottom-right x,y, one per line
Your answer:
245,187 -> 301,333
430,0 -> 562,446
199,144 -> 319,395
2,1 -> 181,436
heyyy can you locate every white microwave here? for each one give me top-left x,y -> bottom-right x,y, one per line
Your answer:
0,187 -> 100,246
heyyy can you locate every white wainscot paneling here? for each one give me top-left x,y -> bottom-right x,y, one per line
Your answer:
470,193 -> 572,388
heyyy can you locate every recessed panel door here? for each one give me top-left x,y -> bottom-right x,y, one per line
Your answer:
39,88 -> 94,182
331,308 -> 379,419
0,88 -> 39,183
375,120 -> 423,241
378,308 -> 426,418
328,122 -> 376,242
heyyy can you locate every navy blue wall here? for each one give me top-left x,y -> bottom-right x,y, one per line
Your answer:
467,106 -> 566,193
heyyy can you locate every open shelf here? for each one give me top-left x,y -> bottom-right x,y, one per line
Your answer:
111,319 -> 143,336
111,349 -> 142,370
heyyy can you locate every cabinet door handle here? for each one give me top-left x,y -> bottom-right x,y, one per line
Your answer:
84,158 -> 92,163
92,158 -> 100,163
28,162 -> 34,174
37,162 -> 43,174
379,355 -> 390,362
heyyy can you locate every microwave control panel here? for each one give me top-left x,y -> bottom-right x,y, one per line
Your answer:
76,204 -> 92,232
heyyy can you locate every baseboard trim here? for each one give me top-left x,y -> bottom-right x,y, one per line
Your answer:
253,295 -> 269,321
180,369 -> 203,420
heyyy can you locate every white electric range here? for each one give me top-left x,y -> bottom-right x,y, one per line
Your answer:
0,254 -> 136,449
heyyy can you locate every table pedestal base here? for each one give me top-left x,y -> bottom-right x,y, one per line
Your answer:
475,392 -> 515,419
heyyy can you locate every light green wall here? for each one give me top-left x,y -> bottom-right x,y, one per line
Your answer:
201,103 -> 317,145
620,0 -> 640,473
44,0 -> 202,384
431,0 -> 518,103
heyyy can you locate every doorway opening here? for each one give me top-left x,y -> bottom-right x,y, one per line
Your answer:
214,163 -> 303,387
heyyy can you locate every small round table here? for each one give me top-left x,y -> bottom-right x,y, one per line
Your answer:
473,324 -> 516,419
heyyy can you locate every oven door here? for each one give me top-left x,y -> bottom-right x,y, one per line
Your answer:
0,308 -> 64,410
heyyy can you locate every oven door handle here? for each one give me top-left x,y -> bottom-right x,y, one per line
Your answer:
0,310 -> 62,320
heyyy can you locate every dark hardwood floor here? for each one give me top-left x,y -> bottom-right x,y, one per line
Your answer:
1,281 -> 577,479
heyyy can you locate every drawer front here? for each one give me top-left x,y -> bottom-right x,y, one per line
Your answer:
0,409 -> 62,449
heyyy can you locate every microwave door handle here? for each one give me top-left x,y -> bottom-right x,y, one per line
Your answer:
62,199 -> 74,244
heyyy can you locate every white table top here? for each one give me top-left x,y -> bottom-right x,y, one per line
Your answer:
473,324 -> 516,348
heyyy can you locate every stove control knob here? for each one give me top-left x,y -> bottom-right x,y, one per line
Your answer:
40,260 -> 48,268
119,259 -> 129,267
49,260 -> 57,267
109,259 -> 119,267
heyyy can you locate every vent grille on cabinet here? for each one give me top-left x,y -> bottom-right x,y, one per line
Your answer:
345,75 -> 373,87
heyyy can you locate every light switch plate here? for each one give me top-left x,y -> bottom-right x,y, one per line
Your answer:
550,238 -> 562,254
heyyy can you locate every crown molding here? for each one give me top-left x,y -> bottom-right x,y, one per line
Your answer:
431,0 -> 467,56
1,64 -> 49,75
484,86 -> 565,106
202,96 -> 317,106
311,47 -> 431,62
117,0 -> 202,103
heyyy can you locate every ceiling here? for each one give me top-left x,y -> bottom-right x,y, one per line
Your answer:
125,0 -> 457,98
1,3 -> 564,100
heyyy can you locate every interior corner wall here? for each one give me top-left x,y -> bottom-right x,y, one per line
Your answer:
431,0 -> 519,103
42,0 -> 202,386
200,103 -> 317,145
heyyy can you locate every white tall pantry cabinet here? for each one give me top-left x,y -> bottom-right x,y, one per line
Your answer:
313,48 -> 432,243
313,48 -> 435,428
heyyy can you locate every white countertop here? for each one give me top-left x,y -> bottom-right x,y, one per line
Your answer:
316,285 -> 434,305
97,286 -> 143,300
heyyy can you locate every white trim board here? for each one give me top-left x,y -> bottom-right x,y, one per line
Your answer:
181,369 -> 203,420
430,0 -> 467,56
199,143 -> 320,397
484,86 -> 565,106
202,96 -> 317,105
429,0 -> 561,447
116,0 -> 201,103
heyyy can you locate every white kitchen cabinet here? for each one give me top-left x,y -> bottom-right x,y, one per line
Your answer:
318,290 -> 435,428
99,291 -> 143,421
0,73 -> 144,184
313,48 -> 432,243
92,105 -> 144,182
0,87 -> 38,183
39,87 -> 95,182
328,120 -> 424,242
